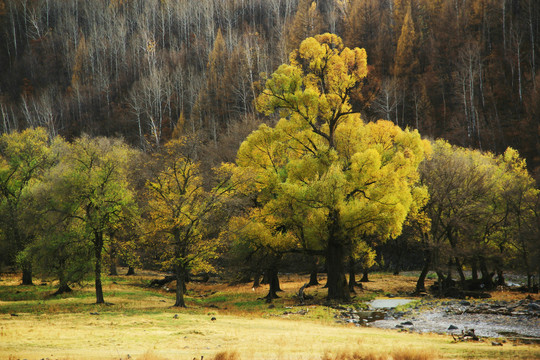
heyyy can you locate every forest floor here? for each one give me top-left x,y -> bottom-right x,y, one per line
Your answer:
0,269 -> 539,360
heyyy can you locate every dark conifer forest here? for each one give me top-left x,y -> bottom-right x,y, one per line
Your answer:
0,0 -> 538,174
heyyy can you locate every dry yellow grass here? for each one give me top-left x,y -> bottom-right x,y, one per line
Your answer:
1,310 -> 539,360
320,348 -> 437,360
1,270 -> 539,360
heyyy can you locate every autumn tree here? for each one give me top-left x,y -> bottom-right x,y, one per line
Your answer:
228,209 -> 296,301
285,0 -> 324,54
237,34 -> 429,301
497,148 -> 539,290
28,205 -> 92,294
18,136 -> 90,294
105,213 -> 142,277
145,137 -> 235,307
419,140 -> 494,292
417,140 -> 538,293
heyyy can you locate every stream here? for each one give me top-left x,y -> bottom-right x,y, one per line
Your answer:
337,298 -> 540,341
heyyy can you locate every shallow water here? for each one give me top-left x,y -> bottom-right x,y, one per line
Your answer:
369,298 -> 415,309
370,307 -> 540,338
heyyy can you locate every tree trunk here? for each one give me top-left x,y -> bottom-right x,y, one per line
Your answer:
360,270 -> 370,282
326,239 -> 350,301
415,254 -> 430,294
109,246 -> 118,276
21,262 -> 33,285
322,262 -> 328,288
126,266 -> 135,275
54,266 -> 71,295
252,272 -> 261,288
261,271 -> 269,285
308,256 -> 319,286
183,273 -> 188,293
455,257 -> 466,286
309,269 -> 319,286
348,257 -> 358,293
471,259 -> 478,281
172,227 -> 186,307
496,268 -> 505,286
264,264 -> 280,302
174,266 -> 186,307
94,235 -> 105,304
479,258 -> 494,290
273,271 -> 282,292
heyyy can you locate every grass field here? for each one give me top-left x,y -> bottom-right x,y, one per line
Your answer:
0,270 -> 538,360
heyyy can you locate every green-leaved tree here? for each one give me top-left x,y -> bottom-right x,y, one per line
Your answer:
0,128 -> 55,284
52,135 -> 138,303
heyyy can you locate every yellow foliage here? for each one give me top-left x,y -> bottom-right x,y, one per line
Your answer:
235,113 -> 426,256
258,34 -> 368,152
393,3 -> 418,79
146,138 -> 234,275
234,34 -> 428,263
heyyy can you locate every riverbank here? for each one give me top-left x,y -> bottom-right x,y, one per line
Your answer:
365,298 -> 540,340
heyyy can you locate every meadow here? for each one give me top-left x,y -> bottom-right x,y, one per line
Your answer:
0,270 -> 538,360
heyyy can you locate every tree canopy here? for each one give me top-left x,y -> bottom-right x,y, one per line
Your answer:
0,128 -> 55,284
233,34 -> 430,301
53,135 -> 137,303
145,138 -> 235,307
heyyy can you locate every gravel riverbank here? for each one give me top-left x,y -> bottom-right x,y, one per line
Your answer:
337,298 -> 540,340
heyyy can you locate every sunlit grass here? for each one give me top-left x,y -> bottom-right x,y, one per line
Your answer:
0,270 -> 538,359
3,309 -> 538,360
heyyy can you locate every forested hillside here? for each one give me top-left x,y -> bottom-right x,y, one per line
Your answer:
0,0 -> 539,178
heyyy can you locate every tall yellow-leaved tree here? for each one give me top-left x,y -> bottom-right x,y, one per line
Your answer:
233,34 -> 430,301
